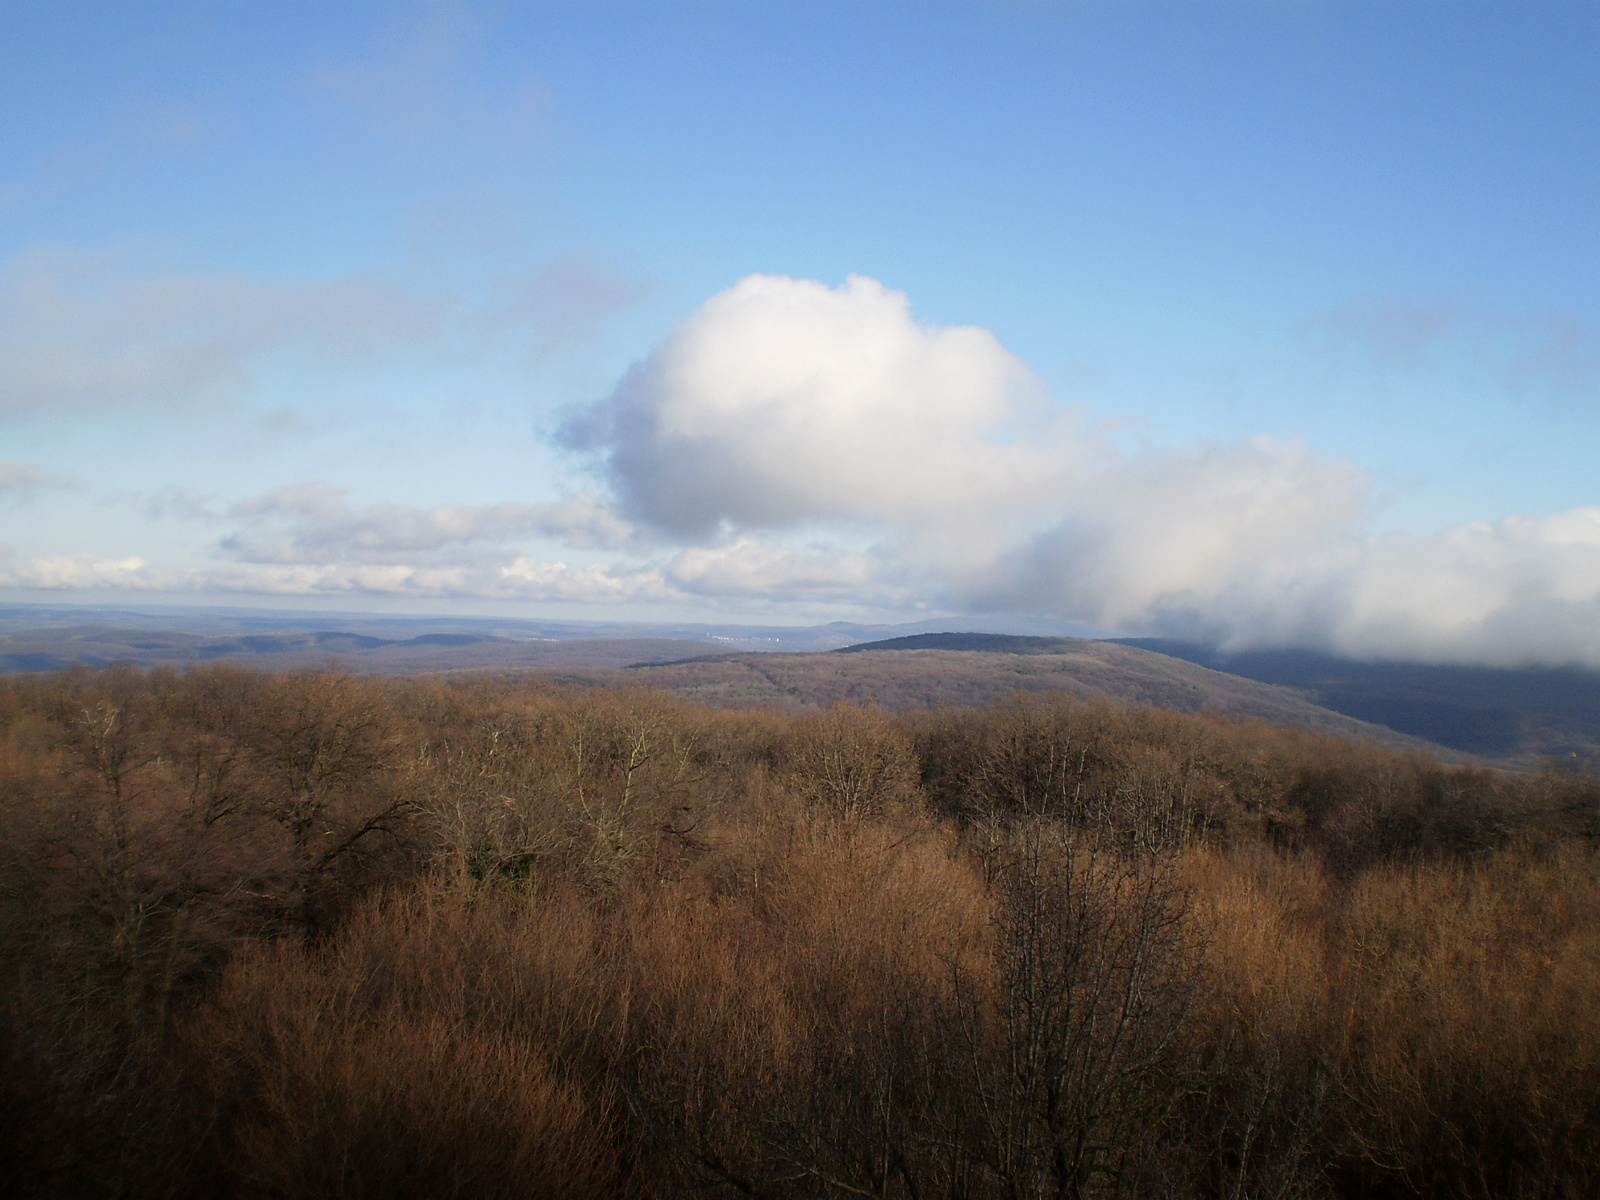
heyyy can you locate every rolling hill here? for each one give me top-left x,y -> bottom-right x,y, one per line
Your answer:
0,623 -> 713,674
542,636 -> 1472,761
6,610 -> 1594,767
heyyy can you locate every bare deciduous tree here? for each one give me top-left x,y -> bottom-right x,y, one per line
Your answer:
959,824 -> 1204,1200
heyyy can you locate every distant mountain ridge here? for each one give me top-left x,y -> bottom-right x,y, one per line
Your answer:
0,625 -> 712,674
836,632 -> 1071,654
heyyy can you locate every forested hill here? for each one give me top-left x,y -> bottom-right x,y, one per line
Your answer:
837,632 -> 1075,654
5,616 -> 1592,767
556,639 -> 1469,762
828,633 -> 1600,768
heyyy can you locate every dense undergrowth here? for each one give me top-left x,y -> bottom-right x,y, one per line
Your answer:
1,665 -> 1597,1199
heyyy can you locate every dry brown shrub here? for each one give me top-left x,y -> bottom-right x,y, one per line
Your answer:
1184,845 -> 1337,1200
200,933 -> 616,1200
7,665 -> 1600,1199
409,685 -> 726,897
779,701 -> 924,821
955,824 -> 1206,1200
618,815 -> 990,1197
1188,844 -> 1331,1039
1333,844 -> 1600,1199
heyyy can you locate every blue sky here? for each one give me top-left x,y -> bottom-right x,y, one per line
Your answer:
3,1 -> 1599,664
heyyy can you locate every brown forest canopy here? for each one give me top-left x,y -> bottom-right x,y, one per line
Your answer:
1,664 -> 1598,1200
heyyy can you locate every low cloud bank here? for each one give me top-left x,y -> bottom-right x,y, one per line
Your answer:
0,547 -> 674,607
223,484 -> 640,563
563,274 -> 1600,668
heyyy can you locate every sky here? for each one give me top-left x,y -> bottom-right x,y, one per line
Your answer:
2,0 -> 1599,666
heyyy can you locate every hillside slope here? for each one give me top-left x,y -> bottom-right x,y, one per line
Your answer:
1115,639 -> 1600,767
548,637 -> 1471,760
0,617 -> 1511,764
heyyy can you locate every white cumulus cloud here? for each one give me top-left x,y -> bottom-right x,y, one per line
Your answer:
562,273 -> 1600,667
565,273 -> 1081,536
13,268 -> 1600,666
